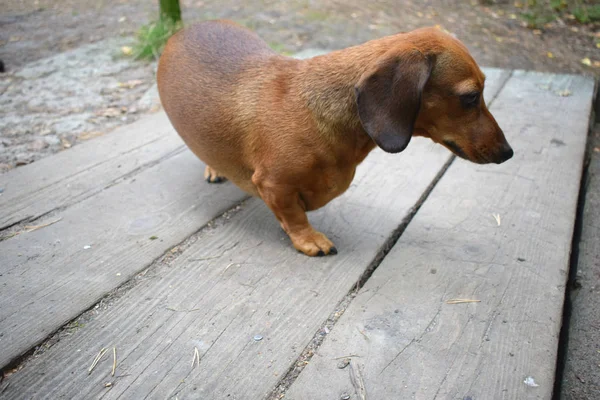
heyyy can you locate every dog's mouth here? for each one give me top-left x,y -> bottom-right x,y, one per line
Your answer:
442,140 -> 466,158
442,140 -> 478,162
442,140 -> 498,164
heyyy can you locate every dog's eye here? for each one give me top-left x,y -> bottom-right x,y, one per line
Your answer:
459,92 -> 480,108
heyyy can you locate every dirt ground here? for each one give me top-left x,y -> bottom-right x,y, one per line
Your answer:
0,0 -> 599,171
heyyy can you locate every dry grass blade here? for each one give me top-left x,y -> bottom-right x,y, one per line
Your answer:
349,359 -> 367,400
28,216 -> 63,230
446,299 -> 481,304
492,213 -> 501,226
79,131 -> 105,141
191,347 -> 200,369
88,347 -> 107,375
333,354 -> 362,360
1,217 -> 63,241
112,347 -> 117,376
166,306 -> 202,312
356,327 -> 369,341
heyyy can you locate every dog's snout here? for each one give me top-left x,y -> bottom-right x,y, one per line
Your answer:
496,144 -> 514,164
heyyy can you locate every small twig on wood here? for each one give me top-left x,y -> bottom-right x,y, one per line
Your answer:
224,263 -> 236,272
356,327 -> 369,341
492,213 -> 501,226
332,354 -> 362,360
191,347 -> 200,369
446,299 -> 481,304
349,359 -> 367,400
166,306 -> 202,312
112,347 -> 117,376
1,217 -> 63,240
88,347 -> 108,375
23,217 -> 63,232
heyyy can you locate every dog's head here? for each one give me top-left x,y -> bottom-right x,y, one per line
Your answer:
355,28 -> 513,164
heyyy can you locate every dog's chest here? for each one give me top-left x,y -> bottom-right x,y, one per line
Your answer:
302,166 -> 356,211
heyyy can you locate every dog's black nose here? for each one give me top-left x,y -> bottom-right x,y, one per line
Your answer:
496,144 -> 514,164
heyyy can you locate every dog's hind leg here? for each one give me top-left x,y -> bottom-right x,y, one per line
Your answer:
204,165 -> 227,184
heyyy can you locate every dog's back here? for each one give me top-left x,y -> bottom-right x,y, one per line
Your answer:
157,21 -> 277,188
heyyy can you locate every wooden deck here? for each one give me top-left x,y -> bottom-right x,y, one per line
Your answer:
0,69 -> 595,400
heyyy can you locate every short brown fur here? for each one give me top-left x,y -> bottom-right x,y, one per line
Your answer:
157,20 -> 513,256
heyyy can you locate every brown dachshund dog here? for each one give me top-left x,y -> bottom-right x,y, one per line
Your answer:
157,20 -> 513,257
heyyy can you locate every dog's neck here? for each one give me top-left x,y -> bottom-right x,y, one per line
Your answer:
294,44 -> 395,161
297,49 -> 380,127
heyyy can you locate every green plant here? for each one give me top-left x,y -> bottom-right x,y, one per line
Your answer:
133,18 -> 182,61
573,4 -> 600,23
519,0 -> 600,28
269,42 -> 292,56
160,0 -> 181,23
305,10 -> 329,22
550,0 -> 567,11
520,10 -> 557,28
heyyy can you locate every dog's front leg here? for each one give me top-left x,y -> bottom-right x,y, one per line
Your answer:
253,175 -> 337,257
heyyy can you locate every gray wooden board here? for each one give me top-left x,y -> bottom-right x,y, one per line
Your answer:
1,138 -> 454,399
0,111 -> 184,230
0,150 -> 247,370
0,71 -> 508,393
285,71 -> 595,400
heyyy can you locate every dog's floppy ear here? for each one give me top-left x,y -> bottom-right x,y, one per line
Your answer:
355,49 -> 433,153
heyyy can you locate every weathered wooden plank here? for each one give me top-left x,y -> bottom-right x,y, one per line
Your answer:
0,111 -> 184,230
0,141 -> 450,399
561,124 -> 600,400
0,68 -> 509,398
285,71 -> 594,400
0,150 -> 247,370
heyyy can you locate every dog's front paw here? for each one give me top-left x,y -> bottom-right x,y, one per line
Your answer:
291,231 -> 337,257
204,165 -> 227,184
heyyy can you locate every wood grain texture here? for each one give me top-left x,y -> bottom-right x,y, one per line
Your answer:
0,112 -> 184,229
285,71 -> 594,400
0,150 -> 247,370
0,139 -> 452,399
